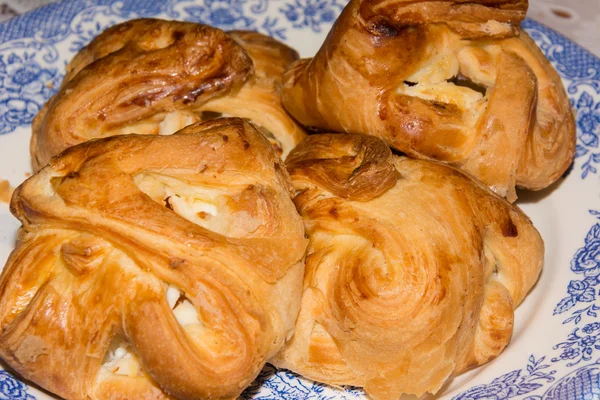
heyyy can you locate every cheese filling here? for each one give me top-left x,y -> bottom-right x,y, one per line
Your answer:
398,46 -> 489,128
100,339 -> 142,378
166,285 -> 201,326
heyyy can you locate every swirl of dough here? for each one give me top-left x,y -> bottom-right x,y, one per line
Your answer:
285,134 -> 398,201
274,133 -> 544,399
31,19 -> 305,171
1,118 -> 307,400
280,0 -> 575,201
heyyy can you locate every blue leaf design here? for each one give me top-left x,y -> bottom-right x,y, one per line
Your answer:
576,144 -> 589,157
586,224 -> 600,243
7,53 -> 22,64
517,382 -> 542,395
492,369 -> 521,384
554,296 -> 577,314
578,91 -> 594,108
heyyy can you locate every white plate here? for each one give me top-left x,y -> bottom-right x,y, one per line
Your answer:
0,1 -> 599,399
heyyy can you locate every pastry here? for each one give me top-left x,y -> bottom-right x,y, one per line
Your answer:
272,133 -> 544,399
280,0 -> 575,201
31,19 -> 305,171
0,118 -> 308,400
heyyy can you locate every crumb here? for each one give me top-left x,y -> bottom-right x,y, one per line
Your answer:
24,172 -> 31,177
0,180 -> 14,204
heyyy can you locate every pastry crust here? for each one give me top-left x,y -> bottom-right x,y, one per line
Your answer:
1,118 -> 308,400
272,133 -> 544,399
280,0 -> 575,201
31,19 -> 305,171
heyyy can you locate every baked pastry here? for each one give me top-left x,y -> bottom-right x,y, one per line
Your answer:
273,133 -> 544,399
31,19 -> 305,171
280,0 -> 575,201
0,118 -> 308,400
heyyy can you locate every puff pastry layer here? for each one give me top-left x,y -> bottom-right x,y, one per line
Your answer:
273,133 -> 544,399
1,119 -> 307,400
31,19 -> 305,170
281,0 -> 575,201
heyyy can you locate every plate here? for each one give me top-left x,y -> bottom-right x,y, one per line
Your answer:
0,1 -> 599,399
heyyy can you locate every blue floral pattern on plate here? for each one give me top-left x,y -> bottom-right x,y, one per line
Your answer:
453,356 -> 556,400
0,1 -> 599,400
0,371 -> 35,400
279,0 -> 343,32
0,52 -> 59,135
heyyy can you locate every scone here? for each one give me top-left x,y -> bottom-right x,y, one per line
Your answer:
280,0 -> 575,201
31,19 -> 305,170
0,119 -> 308,400
272,133 -> 544,399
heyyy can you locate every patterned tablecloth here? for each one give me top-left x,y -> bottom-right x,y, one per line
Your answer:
0,0 -> 599,57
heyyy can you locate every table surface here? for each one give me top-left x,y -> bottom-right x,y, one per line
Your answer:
0,0 -> 598,57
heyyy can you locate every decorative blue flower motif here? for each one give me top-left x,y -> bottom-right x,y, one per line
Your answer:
583,323 -> 600,334
567,279 -> 593,298
0,54 -> 55,96
574,92 -> 600,178
555,221 -> 600,316
0,53 -> 59,135
184,0 -> 255,30
556,347 -> 581,361
452,356 -> 555,400
0,371 -> 35,400
577,92 -> 600,147
552,328 -> 600,367
280,0 -> 343,32
572,239 -> 600,278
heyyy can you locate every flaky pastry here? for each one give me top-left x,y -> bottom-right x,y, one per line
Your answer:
31,19 -> 305,171
281,0 -> 575,201
272,133 -> 544,399
0,118 -> 307,400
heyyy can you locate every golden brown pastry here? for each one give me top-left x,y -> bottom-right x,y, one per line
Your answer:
31,19 -> 305,171
272,133 -> 544,399
281,0 -> 575,201
1,118 -> 308,400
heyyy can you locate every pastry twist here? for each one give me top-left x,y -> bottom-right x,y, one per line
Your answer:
281,0 -> 575,201
31,19 -> 305,170
1,119 -> 307,400
273,133 -> 544,399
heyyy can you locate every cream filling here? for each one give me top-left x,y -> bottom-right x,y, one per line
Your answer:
134,172 -> 265,238
166,285 -> 201,327
398,47 -> 488,128
100,339 -> 142,378
158,111 -> 201,135
97,286 -> 203,380
405,48 -> 460,85
134,173 -> 228,234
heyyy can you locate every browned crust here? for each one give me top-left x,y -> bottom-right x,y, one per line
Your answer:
281,0 -> 575,201
3,118 -> 308,400
31,19 -> 306,171
272,133 -> 544,399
